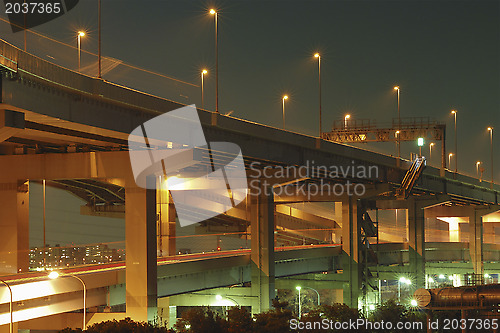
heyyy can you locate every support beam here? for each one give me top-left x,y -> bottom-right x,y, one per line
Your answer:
125,177 -> 157,322
378,195 -> 451,289
468,206 -> 500,275
249,182 -> 275,314
157,181 -> 176,257
0,181 -> 29,274
340,196 -> 360,308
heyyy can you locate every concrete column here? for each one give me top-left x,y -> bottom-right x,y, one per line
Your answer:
125,176 -> 157,322
249,183 -> 275,314
340,197 -> 360,308
468,206 -> 499,274
0,181 -> 29,274
157,182 -> 176,257
468,209 -> 483,275
406,199 -> 425,289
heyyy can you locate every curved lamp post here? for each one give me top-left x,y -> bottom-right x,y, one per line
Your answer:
0,279 -> 13,333
49,271 -> 87,330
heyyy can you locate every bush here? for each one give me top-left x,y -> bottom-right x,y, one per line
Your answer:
59,317 -> 173,333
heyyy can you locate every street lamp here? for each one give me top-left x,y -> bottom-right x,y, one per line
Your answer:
476,161 -> 482,178
398,277 -> 411,303
394,86 -> 401,162
344,114 -> 350,129
49,271 -> 87,330
429,143 -> 435,159
448,153 -> 454,169
0,279 -> 13,333
417,137 -> 424,157
303,286 -> 320,306
209,9 -> 219,113
487,127 -> 494,188
201,69 -> 208,109
451,110 -> 457,173
296,286 -> 302,318
77,31 -> 85,72
314,53 -> 321,137
282,95 -> 288,129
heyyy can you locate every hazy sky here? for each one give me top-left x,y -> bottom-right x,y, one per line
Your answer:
0,0 -> 498,178
1,1 -> 499,246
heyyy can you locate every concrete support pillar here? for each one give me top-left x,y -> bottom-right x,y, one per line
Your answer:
468,209 -> 483,275
157,182 -> 176,257
468,206 -> 499,274
340,197 -> 360,308
125,176 -> 157,322
249,184 -> 275,314
406,199 -> 426,289
0,181 -> 29,274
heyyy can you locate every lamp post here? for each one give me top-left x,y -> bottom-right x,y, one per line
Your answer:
418,137 -> 424,157
201,69 -> 208,109
344,114 -> 350,129
429,143 -> 435,160
398,277 -> 411,303
0,279 -> 13,333
488,127 -> 494,188
49,272 -> 87,330
282,95 -> 288,129
209,9 -> 219,113
296,286 -> 302,318
394,86 -> 400,162
77,31 -> 85,72
304,287 -> 320,306
451,110 -> 457,173
448,153 -> 453,169
476,161 -> 481,178
314,53 -> 321,137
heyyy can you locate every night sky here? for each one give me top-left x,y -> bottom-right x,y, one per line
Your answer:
0,1 -> 498,245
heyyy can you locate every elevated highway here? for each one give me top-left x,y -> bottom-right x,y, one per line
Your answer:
0,38 -> 498,330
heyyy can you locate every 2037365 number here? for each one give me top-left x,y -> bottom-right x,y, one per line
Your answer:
443,318 -> 498,330
5,2 -> 61,14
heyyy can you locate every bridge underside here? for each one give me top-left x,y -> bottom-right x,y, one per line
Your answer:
0,39 -> 498,331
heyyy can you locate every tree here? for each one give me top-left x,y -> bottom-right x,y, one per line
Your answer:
58,317 -> 174,333
253,299 -> 293,333
227,307 -> 253,333
174,307 -> 228,333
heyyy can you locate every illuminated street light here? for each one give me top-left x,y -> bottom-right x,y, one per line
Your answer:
209,8 -> 219,113
201,69 -> 208,109
410,299 -> 418,307
0,279 -> 13,333
296,286 -> 302,318
417,137 -> 424,157
448,153 -> 454,169
394,86 -> 401,163
314,53 -> 321,137
49,271 -> 87,330
282,95 -> 288,129
344,114 -> 350,129
429,142 -> 435,159
77,31 -> 86,72
398,277 -> 411,303
487,127 -> 494,188
451,110 -> 457,173
476,161 -> 482,178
